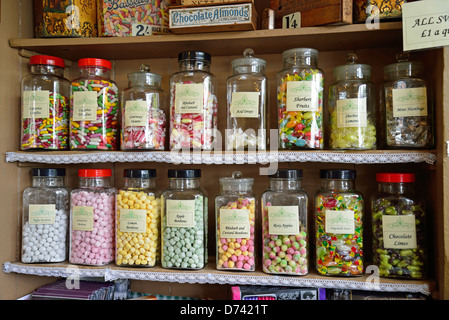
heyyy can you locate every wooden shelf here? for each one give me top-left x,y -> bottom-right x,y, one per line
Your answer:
9,22 -> 403,61
3,260 -> 434,296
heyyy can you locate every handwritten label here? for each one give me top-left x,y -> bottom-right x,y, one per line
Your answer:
175,83 -> 204,114
325,210 -> 355,234
219,208 -> 250,238
392,87 -> 428,117
72,206 -> 94,231
382,215 -> 417,249
73,91 -> 97,121
286,81 -> 318,112
119,209 -> 147,233
28,204 -> 56,225
166,199 -> 196,227
336,98 -> 367,128
23,91 -> 50,119
403,0 -> 449,51
125,100 -> 148,126
230,92 -> 259,118
267,206 -> 299,235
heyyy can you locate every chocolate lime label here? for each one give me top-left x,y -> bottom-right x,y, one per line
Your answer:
382,215 -> 417,249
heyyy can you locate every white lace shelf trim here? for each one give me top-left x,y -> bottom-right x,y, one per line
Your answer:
3,262 -> 431,295
5,151 -> 437,165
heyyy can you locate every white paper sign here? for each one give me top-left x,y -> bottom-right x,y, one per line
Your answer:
403,0 -> 449,51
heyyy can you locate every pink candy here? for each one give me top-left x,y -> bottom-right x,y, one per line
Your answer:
69,190 -> 115,266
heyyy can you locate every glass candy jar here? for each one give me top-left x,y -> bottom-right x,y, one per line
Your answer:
169,51 -> 217,150
70,58 -> 119,150
161,169 -> 207,269
116,169 -> 161,267
261,169 -> 308,276
371,173 -> 427,279
382,54 -> 433,148
277,48 -> 324,149
226,48 -> 267,151
21,168 -> 69,263
315,169 -> 364,276
328,53 -> 376,150
121,64 -> 167,150
215,171 -> 256,271
69,169 -> 116,266
21,55 -> 70,150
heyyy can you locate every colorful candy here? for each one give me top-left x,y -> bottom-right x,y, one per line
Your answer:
277,71 -> 324,149
262,202 -> 308,275
216,197 -> 256,271
98,0 -> 175,36
70,58 -> 119,150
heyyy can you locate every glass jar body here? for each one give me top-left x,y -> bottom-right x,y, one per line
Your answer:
371,181 -> 427,279
121,79 -> 167,150
169,59 -> 217,150
277,49 -> 324,149
261,178 -> 308,275
161,178 -> 207,269
226,71 -> 267,151
21,176 -> 69,263
116,177 -> 161,267
70,65 -> 119,150
21,64 -> 70,150
69,177 -> 116,266
328,79 -> 376,150
215,189 -> 256,271
382,63 -> 433,149
314,178 -> 364,276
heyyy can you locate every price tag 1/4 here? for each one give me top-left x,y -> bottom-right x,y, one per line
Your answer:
282,12 -> 301,29
132,23 -> 153,36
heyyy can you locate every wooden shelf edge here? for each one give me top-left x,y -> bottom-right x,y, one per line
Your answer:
3,261 -> 434,296
5,150 -> 437,165
8,22 -> 403,60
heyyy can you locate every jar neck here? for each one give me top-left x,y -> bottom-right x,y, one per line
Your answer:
124,177 -> 155,190
284,56 -> 317,69
79,177 -> 110,188
179,60 -> 211,72
32,176 -> 65,187
378,182 -> 415,195
321,179 -> 354,191
220,186 -> 253,194
79,66 -> 111,79
31,65 -> 64,77
169,177 -> 200,189
269,178 -> 302,191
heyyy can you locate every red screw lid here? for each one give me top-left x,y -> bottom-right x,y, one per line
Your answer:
376,173 -> 416,183
78,58 -> 112,69
78,169 -> 112,177
29,55 -> 65,68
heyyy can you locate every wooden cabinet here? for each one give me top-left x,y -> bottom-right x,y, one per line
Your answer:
0,1 -> 447,300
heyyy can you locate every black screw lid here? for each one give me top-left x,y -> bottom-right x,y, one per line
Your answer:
168,169 -> 201,178
124,169 -> 156,179
178,51 -> 211,62
32,168 -> 66,177
320,169 -> 356,180
269,169 -> 303,179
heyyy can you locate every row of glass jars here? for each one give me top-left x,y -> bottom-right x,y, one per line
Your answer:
20,49 -> 433,152
21,167 -> 427,280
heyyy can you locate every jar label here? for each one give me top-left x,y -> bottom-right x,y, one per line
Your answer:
124,100 -> 148,127
382,215 -> 417,249
267,206 -> 299,235
28,204 -> 56,224
166,199 -> 196,228
286,81 -> 317,112
219,208 -> 251,238
392,87 -> 428,117
72,206 -> 94,231
325,210 -> 355,234
119,208 -> 147,233
23,91 -> 50,119
336,98 -> 367,128
230,92 -> 260,118
175,83 -> 204,114
72,91 -> 98,121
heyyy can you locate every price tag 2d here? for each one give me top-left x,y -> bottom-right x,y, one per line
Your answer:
282,12 -> 301,29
